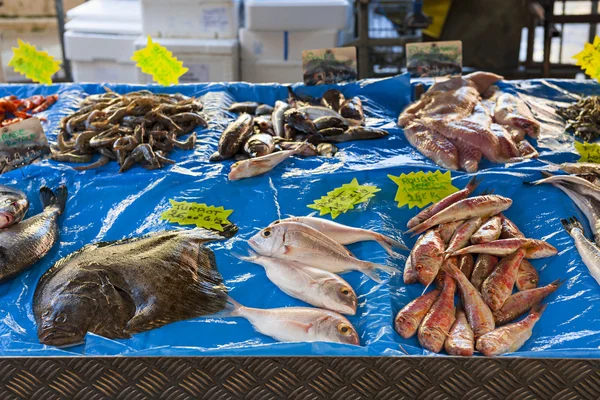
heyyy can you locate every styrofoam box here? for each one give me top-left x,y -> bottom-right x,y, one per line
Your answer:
239,29 -> 341,62
134,37 -> 239,83
245,0 -> 350,31
65,30 -> 139,83
141,0 -> 240,39
65,0 -> 142,35
241,60 -> 302,84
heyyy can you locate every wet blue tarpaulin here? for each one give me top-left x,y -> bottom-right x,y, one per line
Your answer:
0,75 -> 598,357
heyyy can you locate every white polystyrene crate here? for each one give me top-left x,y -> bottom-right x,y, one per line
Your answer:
241,59 -> 302,84
141,0 -> 240,39
239,29 -> 341,62
134,37 -> 239,83
245,0 -> 350,31
72,61 -> 139,83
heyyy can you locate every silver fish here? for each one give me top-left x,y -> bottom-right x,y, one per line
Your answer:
272,101 -> 290,137
562,216 -> 600,286
0,185 -> 29,229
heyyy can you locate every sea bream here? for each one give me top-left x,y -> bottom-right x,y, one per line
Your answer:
0,186 -> 66,282
0,184 -> 29,229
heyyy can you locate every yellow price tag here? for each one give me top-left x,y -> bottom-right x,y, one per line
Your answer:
307,178 -> 380,219
161,200 -> 233,231
388,170 -> 459,209
8,39 -> 61,84
132,36 -> 189,85
573,36 -> 600,80
574,141 -> 600,163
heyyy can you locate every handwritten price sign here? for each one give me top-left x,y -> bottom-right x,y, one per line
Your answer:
9,39 -> 61,84
161,200 -> 233,231
574,35 -> 600,80
132,36 -> 188,85
308,178 -> 380,219
574,141 -> 600,163
388,170 -> 459,208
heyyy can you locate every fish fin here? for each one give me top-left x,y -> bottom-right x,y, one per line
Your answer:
361,262 -> 397,283
466,176 -> 481,192
376,234 -> 409,254
289,320 -> 313,333
561,216 -> 584,235
232,250 -> 258,263
530,302 -> 547,316
221,296 -> 244,317
39,185 -> 67,213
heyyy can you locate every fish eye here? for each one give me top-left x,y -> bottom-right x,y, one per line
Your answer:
54,313 -> 67,324
337,323 -> 352,335
340,287 -> 351,295
261,228 -> 272,238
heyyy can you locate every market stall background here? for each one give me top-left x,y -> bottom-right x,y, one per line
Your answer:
0,74 -> 599,357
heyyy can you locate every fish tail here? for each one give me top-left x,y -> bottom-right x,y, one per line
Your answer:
376,233 -> 409,255
530,302 -> 547,317
39,185 -> 68,214
224,296 -> 244,316
231,250 -> 258,263
549,278 -> 565,290
362,262 -> 398,283
466,176 -> 481,193
561,216 -> 584,235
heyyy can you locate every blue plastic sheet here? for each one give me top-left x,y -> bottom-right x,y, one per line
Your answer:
0,75 -> 599,357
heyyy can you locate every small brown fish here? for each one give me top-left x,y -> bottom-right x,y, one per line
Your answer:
394,289 -> 440,339
446,217 -> 484,254
470,215 -> 502,244
516,259 -> 539,291
213,113 -> 254,160
438,221 -> 463,244
418,275 -> 456,353
403,257 -> 418,284
326,126 -> 388,143
442,258 -> 495,337
411,230 -> 444,286
493,280 -> 562,325
444,309 -> 475,356
481,249 -> 526,311
458,254 -> 474,280
476,304 -> 546,356
470,254 -> 499,291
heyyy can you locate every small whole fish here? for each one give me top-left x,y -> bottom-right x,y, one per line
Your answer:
418,275 -> 456,353
244,133 -> 275,157
499,214 -> 525,239
408,195 -> 513,236
516,259 -> 539,291
255,104 -> 274,116
481,249 -> 526,311
407,177 -> 479,229
476,304 -> 546,356
540,160 -> 600,176
270,216 -> 407,255
403,257 -> 418,284
470,216 -> 502,244
438,221 -> 464,244
449,238 -> 532,257
213,113 -> 254,160
411,230 -> 445,286
442,258 -> 495,337
458,254 -> 475,279
321,89 -> 345,113
0,185 -> 29,229
444,309 -> 475,356
470,254 -> 499,291
278,141 -> 318,157
249,222 -> 396,283
225,297 -> 360,345
0,186 -> 66,282
553,183 -> 600,245
523,239 -> 558,259
446,217 -> 484,254
313,116 -> 347,131
493,280 -> 562,325
339,97 -> 364,123
561,216 -> 600,285
272,101 -> 290,137
228,101 -> 260,114
317,142 -> 337,157
326,126 -> 388,143
228,148 -> 298,180
239,253 -> 357,315
394,289 -> 440,339
284,109 -> 317,134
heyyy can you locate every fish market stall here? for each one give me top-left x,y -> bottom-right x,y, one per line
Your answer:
0,75 -> 599,398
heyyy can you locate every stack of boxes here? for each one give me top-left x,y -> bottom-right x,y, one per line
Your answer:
240,0 -> 353,83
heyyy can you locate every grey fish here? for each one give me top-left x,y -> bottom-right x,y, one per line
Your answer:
317,142 -> 338,157
212,113 -> 254,161
228,102 -> 260,114
552,183 -> 600,245
244,133 -> 275,157
272,101 -> 290,137
313,116 -> 348,130
0,185 -> 29,229
279,141 -> 318,157
326,126 -> 389,143
319,127 -> 346,137
284,109 -> 317,134
34,228 -> 232,347
255,104 -> 274,116
562,216 -> 600,286
339,97 -> 364,122
0,186 -> 66,282
320,89 -> 345,112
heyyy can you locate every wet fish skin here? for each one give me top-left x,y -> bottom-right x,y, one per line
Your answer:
408,177 -> 480,229
244,133 -> 275,157
0,186 -> 67,283
446,217 -> 484,255
523,239 -> 558,259
271,216 -> 407,254
499,214 -> 525,239
217,113 -> 254,159
476,304 -> 546,356
321,89 -> 345,113
228,148 -> 297,180
403,257 -> 418,284
0,185 -> 29,229
470,215 -> 502,244
284,109 -> 317,134
493,280 -> 562,325
411,230 -> 445,286
278,141 -> 318,157
552,183 -> 600,246
418,275 -> 456,353
326,126 -> 388,143
481,249 -> 526,311
470,254 -> 499,291
316,142 -> 338,157
516,259 -> 539,291
255,104 -> 274,116
227,297 -> 360,345
409,195 -> 513,236
449,238 -> 532,257
444,309 -> 475,356
438,221 -> 464,244
272,101 -> 290,137
494,93 -> 540,138
248,222 -> 397,283
561,216 -> 600,285
313,116 -> 347,131
239,253 -> 357,315
403,120 -> 459,171
339,97 -> 364,123
442,257 -> 495,337
228,101 -> 260,114
458,254 -> 475,280
394,289 -> 440,338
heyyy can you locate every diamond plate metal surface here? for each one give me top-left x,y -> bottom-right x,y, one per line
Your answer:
0,357 -> 598,399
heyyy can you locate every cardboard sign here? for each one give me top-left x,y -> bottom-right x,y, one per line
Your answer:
132,36 -> 188,85
574,35 -> 600,80
302,47 -> 357,86
388,170 -> 459,209
307,178 -> 380,219
161,200 -> 233,232
406,40 -> 462,78
8,39 -> 61,84
0,118 -> 50,174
